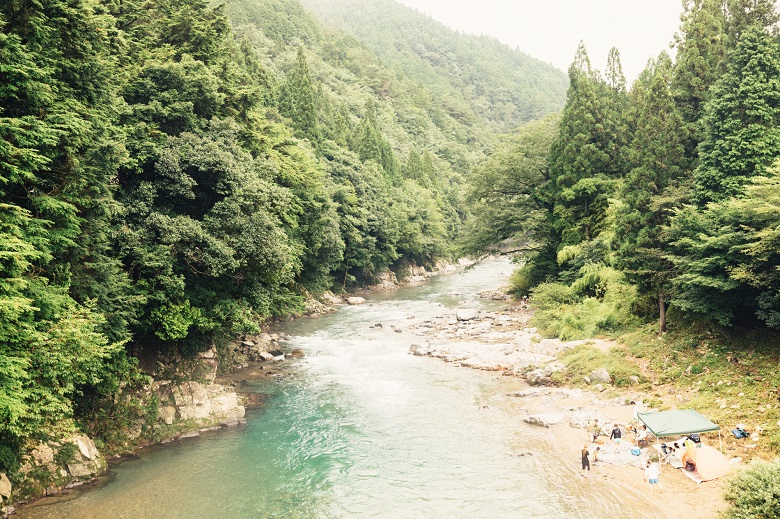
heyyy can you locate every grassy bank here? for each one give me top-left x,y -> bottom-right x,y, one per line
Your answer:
550,322 -> 780,461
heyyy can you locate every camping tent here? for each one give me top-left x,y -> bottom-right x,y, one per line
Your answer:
638,409 -> 728,482
637,409 -> 720,437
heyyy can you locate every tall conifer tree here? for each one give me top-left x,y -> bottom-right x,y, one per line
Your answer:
549,43 -> 622,248
614,53 -> 687,332
693,24 -> 780,203
278,47 -> 322,145
672,0 -> 728,163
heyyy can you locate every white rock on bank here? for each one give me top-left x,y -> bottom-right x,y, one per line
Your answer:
456,309 -> 479,321
0,473 -> 11,499
590,368 -> 612,384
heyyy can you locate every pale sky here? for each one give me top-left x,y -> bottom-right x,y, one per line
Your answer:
396,0 -> 685,83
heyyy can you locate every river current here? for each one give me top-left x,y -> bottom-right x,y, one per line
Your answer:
19,258 -> 653,518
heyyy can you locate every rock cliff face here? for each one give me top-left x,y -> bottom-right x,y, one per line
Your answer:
10,345 -> 248,510
10,433 -> 107,508
155,380 -> 246,427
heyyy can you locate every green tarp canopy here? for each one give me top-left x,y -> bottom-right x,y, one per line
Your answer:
637,409 -> 720,437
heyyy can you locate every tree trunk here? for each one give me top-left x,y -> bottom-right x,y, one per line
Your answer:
659,292 -> 667,334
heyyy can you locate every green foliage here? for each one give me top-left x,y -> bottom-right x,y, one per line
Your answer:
508,262 -> 538,296
612,52 -> 689,324
278,47 -> 322,144
54,442 -> 79,468
672,0 -> 727,160
531,264 -> 640,340
549,43 -> 625,247
529,282 -> 578,311
723,460 -> 780,519
667,166 -> 780,328
462,115 -> 558,258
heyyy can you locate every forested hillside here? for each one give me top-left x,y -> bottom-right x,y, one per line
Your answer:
300,0 -> 569,132
0,0 -> 566,477
466,0 -> 780,339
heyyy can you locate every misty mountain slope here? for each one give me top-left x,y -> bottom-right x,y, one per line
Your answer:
300,0 -> 569,132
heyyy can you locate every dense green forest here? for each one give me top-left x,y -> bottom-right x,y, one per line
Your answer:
300,0 -> 569,132
466,0 -> 780,340
0,0 -> 566,475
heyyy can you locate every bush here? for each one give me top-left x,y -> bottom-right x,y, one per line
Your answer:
508,263 -> 534,296
530,264 -> 641,340
723,460 -> 780,519
530,282 -> 577,310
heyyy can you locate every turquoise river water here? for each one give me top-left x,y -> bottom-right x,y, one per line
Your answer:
18,258 -> 656,518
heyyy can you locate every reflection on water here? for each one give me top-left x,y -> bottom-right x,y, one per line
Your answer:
19,258 -> 658,518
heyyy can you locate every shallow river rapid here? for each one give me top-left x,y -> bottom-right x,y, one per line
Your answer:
20,257 -> 655,518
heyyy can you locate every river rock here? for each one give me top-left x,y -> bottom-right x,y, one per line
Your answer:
375,271 -> 399,290
20,444 -> 56,476
543,362 -> 566,377
320,291 -> 343,305
590,368 -> 612,384
523,414 -> 564,428
346,297 -> 366,305
172,381 -> 213,421
508,388 -> 552,398
409,344 -> 430,356
525,369 -> 551,386
208,388 -> 246,426
456,309 -> 479,321
198,347 -> 217,359
72,434 -> 99,461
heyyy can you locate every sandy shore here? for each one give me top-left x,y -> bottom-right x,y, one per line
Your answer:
406,303 -> 731,518
516,386 -> 729,519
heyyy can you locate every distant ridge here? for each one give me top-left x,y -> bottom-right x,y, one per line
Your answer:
300,0 -> 568,131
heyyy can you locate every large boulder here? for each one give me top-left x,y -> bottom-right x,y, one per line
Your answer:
207,387 -> 245,426
65,435 -> 106,479
409,344 -> 431,356
159,405 -> 177,425
0,473 -> 11,499
456,309 -> 480,322
543,362 -> 567,377
590,368 -> 612,384
166,381 -> 245,427
346,297 -> 366,305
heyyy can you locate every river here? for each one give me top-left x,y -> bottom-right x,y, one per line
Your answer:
19,257 -> 655,518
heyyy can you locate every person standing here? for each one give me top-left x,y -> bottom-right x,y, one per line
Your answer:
581,445 -> 590,478
589,418 -> 601,442
610,423 -> 622,443
644,460 -> 662,493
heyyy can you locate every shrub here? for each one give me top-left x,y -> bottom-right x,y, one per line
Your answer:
508,263 -> 534,296
530,282 -> 577,310
530,264 -> 641,340
723,460 -> 780,519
